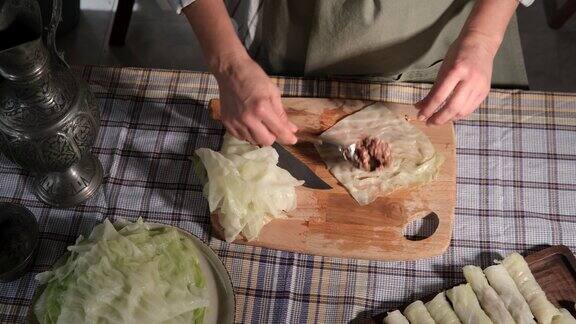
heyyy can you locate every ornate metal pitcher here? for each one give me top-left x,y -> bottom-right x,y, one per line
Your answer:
0,0 -> 102,207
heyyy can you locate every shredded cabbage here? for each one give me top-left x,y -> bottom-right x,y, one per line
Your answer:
195,134 -> 303,242
33,219 -> 207,324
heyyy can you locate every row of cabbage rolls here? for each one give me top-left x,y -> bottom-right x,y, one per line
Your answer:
383,253 -> 576,324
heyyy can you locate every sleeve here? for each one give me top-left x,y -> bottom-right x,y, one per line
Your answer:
166,0 -> 198,14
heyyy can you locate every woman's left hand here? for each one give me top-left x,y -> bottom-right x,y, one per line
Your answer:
416,31 -> 499,125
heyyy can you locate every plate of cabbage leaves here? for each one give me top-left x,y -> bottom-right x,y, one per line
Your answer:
29,218 -> 234,324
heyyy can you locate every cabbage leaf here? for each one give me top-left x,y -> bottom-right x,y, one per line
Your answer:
34,219 -> 207,324
195,134 -> 303,241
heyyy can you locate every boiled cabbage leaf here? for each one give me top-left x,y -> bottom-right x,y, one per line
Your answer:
195,134 -> 303,241
34,218 -> 207,324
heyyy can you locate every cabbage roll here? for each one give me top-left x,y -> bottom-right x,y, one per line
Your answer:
484,264 -> 536,324
446,283 -> 493,324
551,309 -> 576,324
502,253 -> 561,324
425,292 -> 461,324
383,310 -> 410,324
404,300 -> 436,324
463,265 -> 514,324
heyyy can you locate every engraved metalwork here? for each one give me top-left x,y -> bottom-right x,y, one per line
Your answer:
0,0 -> 103,207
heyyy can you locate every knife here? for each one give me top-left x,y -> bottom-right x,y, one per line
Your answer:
208,99 -> 332,190
272,142 -> 332,190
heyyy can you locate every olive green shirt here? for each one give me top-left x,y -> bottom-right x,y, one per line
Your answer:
251,0 -> 528,87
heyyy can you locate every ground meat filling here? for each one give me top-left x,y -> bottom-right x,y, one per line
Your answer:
346,137 -> 392,171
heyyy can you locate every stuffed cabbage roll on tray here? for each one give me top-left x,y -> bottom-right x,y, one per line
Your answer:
463,265 -> 514,324
446,283 -> 493,324
382,310 -> 410,324
425,292 -> 461,324
404,300 -> 436,324
484,264 -> 536,324
502,252 -> 561,324
552,308 -> 576,324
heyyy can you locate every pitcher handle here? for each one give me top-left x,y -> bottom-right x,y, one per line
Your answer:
42,0 -> 67,68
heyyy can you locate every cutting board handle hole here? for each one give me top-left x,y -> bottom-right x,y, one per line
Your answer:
403,213 -> 439,241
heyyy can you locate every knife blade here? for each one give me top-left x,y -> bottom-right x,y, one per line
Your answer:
272,142 -> 332,190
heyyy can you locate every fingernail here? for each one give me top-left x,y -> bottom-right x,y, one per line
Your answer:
418,115 -> 426,121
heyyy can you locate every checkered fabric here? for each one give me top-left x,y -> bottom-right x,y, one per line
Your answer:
1,66 -> 575,324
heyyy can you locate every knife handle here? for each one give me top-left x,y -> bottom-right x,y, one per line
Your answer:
208,99 -> 322,145
208,99 -> 223,120
295,132 -> 323,145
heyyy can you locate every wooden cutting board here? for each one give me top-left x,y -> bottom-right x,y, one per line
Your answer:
208,98 -> 456,261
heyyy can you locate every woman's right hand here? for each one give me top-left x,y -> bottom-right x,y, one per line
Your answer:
214,55 -> 298,146
181,0 -> 296,146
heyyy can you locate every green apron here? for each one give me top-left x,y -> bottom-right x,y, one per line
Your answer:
251,0 -> 528,88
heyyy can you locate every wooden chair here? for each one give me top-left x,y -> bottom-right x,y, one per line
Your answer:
109,0 -> 135,46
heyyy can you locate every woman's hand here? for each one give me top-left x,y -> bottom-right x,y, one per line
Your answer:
181,0 -> 297,146
416,31 -> 499,125
214,55 -> 298,146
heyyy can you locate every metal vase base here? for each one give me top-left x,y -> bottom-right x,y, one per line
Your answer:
33,154 -> 103,208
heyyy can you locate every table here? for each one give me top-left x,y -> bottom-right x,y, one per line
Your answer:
1,66 -> 575,323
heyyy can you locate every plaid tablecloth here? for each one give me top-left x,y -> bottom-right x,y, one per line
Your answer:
1,66 -> 575,323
